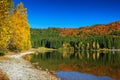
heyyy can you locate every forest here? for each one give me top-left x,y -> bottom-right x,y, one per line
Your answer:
0,0 -> 120,54
31,21 -> 120,51
0,0 -> 120,80
0,0 -> 31,54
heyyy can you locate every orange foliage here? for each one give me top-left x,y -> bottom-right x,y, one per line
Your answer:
59,21 -> 120,37
59,28 -> 79,37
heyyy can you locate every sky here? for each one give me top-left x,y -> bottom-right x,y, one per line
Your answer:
13,0 -> 120,28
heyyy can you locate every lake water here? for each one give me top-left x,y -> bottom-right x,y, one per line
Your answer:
27,50 -> 120,80
56,72 -> 114,80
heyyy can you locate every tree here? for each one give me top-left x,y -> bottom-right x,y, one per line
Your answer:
0,0 -> 13,51
86,42 -> 90,50
96,42 -> 100,49
8,2 -> 31,51
92,42 -> 96,49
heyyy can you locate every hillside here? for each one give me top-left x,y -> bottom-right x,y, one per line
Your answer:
59,21 -> 120,37
31,21 -> 120,49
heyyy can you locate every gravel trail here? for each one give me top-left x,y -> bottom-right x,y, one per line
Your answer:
0,52 -> 57,80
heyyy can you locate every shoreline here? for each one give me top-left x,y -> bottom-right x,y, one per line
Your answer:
0,47 -> 120,80
23,48 -> 120,80
0,51 -> 58,80
100,49 -> 120,51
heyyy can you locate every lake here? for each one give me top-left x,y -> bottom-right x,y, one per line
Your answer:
25,50 -> 120,80
56,72 -> 114,80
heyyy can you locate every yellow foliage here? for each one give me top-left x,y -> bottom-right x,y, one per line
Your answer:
97,42 -> 100,49
9,2 -> 31,51
92,42 -> 96,49
0,1 -> 31,52
86,43 -> 90,50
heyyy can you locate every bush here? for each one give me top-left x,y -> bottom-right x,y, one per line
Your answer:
0,51 -> 5,56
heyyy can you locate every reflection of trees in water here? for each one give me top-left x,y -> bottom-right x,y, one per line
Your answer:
97,51 -> 100,59
73,51 -> 120,65
62,50 -> 74,58
62,51 -> 69,58
93,52 -> 96,60
87,51 -> 90,59
31,51 -> 120,66
74,51 -> 83,59
91,51 -> 100,60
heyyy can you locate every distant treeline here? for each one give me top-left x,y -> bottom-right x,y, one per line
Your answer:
31,26 -> 120,50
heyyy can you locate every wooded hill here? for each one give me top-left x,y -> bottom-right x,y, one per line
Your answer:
59,21 -> 120,37
31,21 -> 120,50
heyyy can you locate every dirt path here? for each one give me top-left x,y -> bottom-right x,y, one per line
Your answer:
0,52 -> 57,80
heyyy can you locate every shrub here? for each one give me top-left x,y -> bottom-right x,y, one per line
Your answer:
0,51 -> 5,56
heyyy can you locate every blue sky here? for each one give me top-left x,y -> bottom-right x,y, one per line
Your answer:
13,0 -> 120,28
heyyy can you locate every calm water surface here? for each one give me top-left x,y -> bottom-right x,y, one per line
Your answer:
29,50 -> 120,80
56,72 -> 114,80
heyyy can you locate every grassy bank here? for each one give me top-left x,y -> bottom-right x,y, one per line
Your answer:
31,47 -> 57,53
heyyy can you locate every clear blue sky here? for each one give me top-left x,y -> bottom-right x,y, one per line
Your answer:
13,0 -> 120,28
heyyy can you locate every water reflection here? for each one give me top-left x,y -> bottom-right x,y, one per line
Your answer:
29,51 -> 120,80
56,72 -> 114,80
31,51 -> 120,66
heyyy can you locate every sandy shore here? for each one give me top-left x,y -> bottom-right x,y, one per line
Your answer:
0,51 -> 58,80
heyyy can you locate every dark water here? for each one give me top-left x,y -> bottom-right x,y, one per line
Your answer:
29,50 -> 120,80
56,72 -> 114,80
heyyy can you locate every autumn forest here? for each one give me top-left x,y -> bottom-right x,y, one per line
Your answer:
0,0 -> 31,53
0,0 -> 120,54
31,21 -> 120,51
0,0 -> 120,80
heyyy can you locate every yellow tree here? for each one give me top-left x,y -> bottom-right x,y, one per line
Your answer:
0,0 -> 13,51
9,2 -> 31,51
92,42 -> 96,49
86,42 -> 90,50
96,42 -> 100,49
